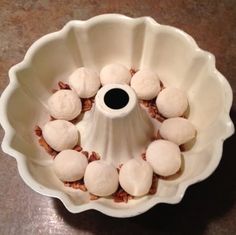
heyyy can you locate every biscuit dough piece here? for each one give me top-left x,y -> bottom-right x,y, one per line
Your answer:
84,160 -> 119,196
100,63 -> 131,85
42,120 -> 79,152
69,67 -> 101,98
160,117 -> 196,145
131,69 -> 161,100
48,90 -> 82,120
156,87 -> 188,118
119,158 -> 153,197
53,150 -> 88,182
146,140 -> 181,177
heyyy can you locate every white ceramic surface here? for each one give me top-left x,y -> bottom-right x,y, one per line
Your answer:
0,14 -> 234,218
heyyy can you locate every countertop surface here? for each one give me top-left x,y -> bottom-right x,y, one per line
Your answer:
0,1 -> 235,234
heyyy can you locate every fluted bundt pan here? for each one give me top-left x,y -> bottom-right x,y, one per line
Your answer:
0,14 -> 234,217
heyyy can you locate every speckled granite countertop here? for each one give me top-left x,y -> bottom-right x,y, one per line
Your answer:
0,1 -> 235,234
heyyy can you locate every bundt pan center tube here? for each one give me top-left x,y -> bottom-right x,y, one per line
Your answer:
77,84 -> 154,167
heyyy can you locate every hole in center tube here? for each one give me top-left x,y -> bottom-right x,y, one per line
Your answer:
104,88 -> 129,109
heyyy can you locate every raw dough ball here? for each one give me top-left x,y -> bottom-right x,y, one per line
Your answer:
100,63 -> 131,85
84,160 -> 119,196
146,140 -> 181,177
130,69 -> 161,100
42,120 -> 78,152
160,117 -> 196,145
48,90 -> 82,120
53,150 -> 88,182
119,158 -> 153,197
69,67 -> 101,98
156,87 -> 188,118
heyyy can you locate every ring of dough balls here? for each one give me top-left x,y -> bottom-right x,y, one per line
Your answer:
156,87 -> 188,118
53,150 -> 88,182
119,158 -> 153,197
69,67 -> 101,98
42,120 -> 79,152
100,63 -> 131,85
160,117 -> 196,145
48,90 -> 82,120
84,160 -> 119,196
146,140 -> 181,177
130,69 -> 161,100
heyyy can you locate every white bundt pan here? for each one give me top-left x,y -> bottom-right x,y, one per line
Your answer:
0,14 -> 234,217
